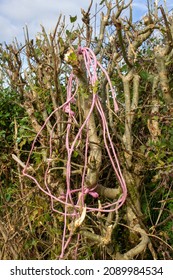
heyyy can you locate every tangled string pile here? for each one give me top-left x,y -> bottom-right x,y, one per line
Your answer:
22,47 -> 127,258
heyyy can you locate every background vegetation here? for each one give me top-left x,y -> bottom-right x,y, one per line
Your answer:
0,0 -> 173,259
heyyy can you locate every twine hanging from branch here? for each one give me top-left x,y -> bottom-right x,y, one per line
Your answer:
22,46 -> 127,259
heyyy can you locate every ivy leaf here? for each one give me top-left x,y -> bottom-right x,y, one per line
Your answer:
70,15 -> 77,23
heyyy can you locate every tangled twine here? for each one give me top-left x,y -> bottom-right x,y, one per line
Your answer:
22,46 -> 127,258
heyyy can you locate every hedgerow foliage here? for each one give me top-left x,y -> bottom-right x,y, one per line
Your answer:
0,0 -> 173,259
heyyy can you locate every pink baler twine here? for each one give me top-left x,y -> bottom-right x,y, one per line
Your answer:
22,46 -> 127,259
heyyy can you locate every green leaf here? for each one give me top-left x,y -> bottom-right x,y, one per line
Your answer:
167,157 -> 173,163
140,70 -> 150,81
73,150 -> 79,158
6,193 -> 11,202
70,15 -> 77,23
68,51 -> 77,62
99,0 -> 105,4
66,30 -> 71,36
